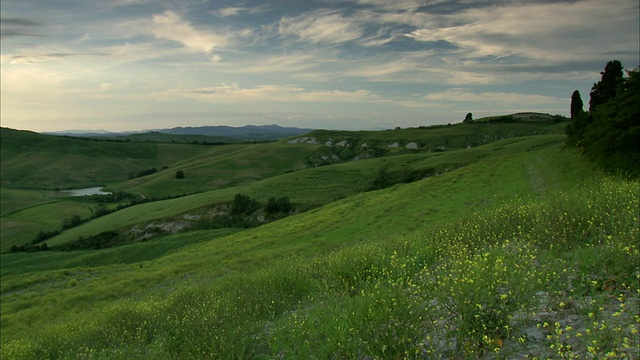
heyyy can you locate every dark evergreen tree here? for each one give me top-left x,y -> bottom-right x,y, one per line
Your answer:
582,68 -> 640,175
589,60 -> 624,112
566,90 -> 591,146
463,113 -> 473,123
570,90 -> 584,119
231,194 -> 259,215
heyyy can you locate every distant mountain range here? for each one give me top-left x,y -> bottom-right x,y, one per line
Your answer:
44,124 -> 316,141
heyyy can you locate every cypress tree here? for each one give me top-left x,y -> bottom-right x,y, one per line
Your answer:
570,90 -> 584,119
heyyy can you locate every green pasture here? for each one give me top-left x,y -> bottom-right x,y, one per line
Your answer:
1,128 -> 219,189
2,138 -> 637,358
305,118 -> 566,150
0,188 -> 103,251
114,141 -> 318,198
3,118 -> 637,358
28,135 -> 564,249
0,229 -> 240,277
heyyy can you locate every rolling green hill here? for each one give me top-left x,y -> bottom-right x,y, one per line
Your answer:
1,117 -> 638,359
1,117 -> 567,252
1,128 -> 208,189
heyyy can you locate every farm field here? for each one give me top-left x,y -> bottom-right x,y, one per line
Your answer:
1,116 -> 638,359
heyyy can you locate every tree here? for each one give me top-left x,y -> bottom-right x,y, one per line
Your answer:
265,196 -> 292,215
175,170 -> 185,179
463,113 -> 473,123
231,194 -> 258,215
566,90 -> 591,146
582,68 -> 640,175
570,90 -> 584,119
276,197 -> 292,213
589,60 -> 624,112
565,111 -> 592,147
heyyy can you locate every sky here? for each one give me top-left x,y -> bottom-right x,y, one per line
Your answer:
1,0 -> 638,132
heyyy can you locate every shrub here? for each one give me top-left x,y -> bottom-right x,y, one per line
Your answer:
231,194 -> 259,215
265,197 -> 292,215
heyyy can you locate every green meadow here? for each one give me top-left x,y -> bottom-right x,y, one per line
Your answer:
1,115 -> 638,359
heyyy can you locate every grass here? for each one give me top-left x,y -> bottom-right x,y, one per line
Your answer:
2,167 -> 637,359
0,196 -> 97,251
2,119 -> 637,359
113,141 -> 318,198
16,134 -> 564,250
1,120 -> 567,250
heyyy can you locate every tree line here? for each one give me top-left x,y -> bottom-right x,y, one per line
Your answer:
566,60 -> 639,175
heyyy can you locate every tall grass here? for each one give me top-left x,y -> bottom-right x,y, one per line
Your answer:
3,176 -> 637,359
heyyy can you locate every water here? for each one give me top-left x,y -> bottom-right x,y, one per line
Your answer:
62,187 -> 112,197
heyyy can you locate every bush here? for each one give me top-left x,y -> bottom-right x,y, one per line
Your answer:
62,231 -> 122,250
231,194 -> 259,215
61,215 -> 83,229
265,197 -> 292,215
32,230 -> 61,244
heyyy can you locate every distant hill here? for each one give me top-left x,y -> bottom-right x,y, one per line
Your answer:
156,124 -> 315,140
473,112 -> 564,123
46,124 -> 316,141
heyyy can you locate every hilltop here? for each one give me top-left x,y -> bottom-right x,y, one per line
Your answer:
1,114 -> 638,359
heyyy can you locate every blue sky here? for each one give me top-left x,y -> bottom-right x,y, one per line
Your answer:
1,0 -> 638,132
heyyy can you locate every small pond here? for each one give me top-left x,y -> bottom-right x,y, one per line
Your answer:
61,187 -> 112,197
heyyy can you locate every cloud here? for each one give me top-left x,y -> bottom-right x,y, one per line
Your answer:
213,5 -> 269,17
346,58 -> 422,78
405,0 -> 639,63
149,11 -> 229,53
218,53 -> 318,74
356,0 -> 446,11
99,79 -> 130,92
279,10 -> 363,45
1,51 -> 112,65
1,17 -> 42,27
181,83 -> 377,103
424,88 -> 564,106
0,17 -> 43,39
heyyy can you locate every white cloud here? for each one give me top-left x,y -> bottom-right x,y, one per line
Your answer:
99,79 -> 130,92
279,10 -> 363,45
179,83 -> 377,103
356,0 -> 446,11
345,58 -> 423,79
214,5 -> 269,17
405,0 -> 639,62
215,6 -> 244,17
424,88 -> 564,106
220,53 -> 318,74
150,11 -> 229,53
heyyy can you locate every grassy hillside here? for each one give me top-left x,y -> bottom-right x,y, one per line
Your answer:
0,117 -> 564,191
17,135 -> 563,250
1,118 -> 637,358
1,128 -> 210,189
305,116 -> 565,151
112,141 -> 318,198
1,119 -> 567,252
1,138 -> 637,359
